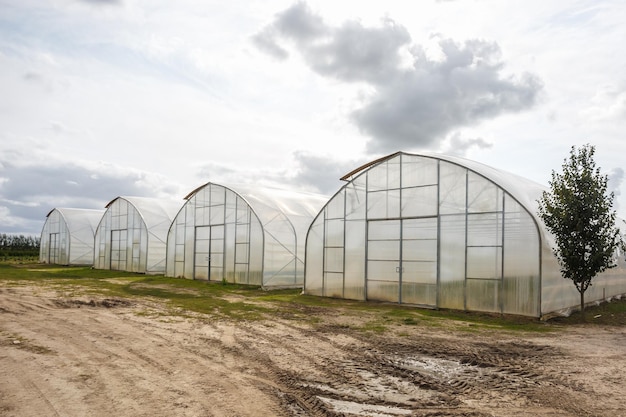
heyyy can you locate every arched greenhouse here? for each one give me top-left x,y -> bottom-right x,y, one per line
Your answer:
39,208 -> 104,265
94,196 -> 181,274
304,151 -> 626,318
165,182 -> 327,287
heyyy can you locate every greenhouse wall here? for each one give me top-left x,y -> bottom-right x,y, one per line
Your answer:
39,208 -> 104,265
165,183 -> 327,287
540,231 -> 626,316
93,197 -> 181,274
304,151 -> 626,318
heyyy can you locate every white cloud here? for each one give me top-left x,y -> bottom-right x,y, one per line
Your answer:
609,167 -> 624,196
1,0 -> 626,234
581,86 -> 626,122
254,2 -> 543,153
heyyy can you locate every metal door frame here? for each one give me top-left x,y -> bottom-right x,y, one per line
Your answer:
366,216 -> 438,305
194,224 -> 225,281
110,229 -> 127,271
48,233 -> 59,264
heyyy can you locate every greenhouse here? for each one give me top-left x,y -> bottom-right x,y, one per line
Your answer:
94,196 -> 181,274
165,182 -> 328,287
304,151 -> 626,318
39,208 -> 104,265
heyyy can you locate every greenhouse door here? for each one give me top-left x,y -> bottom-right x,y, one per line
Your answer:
366,220 -> 401,303
366,218 -> 438,306
194,225 -> 224,281
110,230 -> 127,271
48,233 -> 59,263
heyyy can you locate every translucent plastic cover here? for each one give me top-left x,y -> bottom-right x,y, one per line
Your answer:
305,152 -> 626,318
39,208 -> 104,265
166,183 -> 328,287
94,196 -> 181,274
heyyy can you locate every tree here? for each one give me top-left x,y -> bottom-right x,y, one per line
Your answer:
538,144 -> 623,316
0,233 -> 41,259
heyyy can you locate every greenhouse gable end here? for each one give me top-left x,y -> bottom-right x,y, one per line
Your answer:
165,182 -> 328,288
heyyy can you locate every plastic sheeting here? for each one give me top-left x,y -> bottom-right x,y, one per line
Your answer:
305,151 -> 626,318
93,196 -> 181,274
165,183 -> 328,287
39,208 -> 104,265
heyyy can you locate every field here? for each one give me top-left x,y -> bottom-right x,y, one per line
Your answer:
1,264 -> 625,416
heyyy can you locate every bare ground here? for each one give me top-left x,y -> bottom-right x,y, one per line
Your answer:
1,285 -> 625,417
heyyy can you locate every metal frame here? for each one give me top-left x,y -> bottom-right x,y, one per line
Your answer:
306,151 -> 547,317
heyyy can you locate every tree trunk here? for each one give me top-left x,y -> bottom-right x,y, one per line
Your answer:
580,290 -> 585,320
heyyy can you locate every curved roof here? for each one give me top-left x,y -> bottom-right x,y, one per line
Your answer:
341,151 -> 548,221
41,208 -> 105,265
185,182 -> 328,224
174,182 -> 329,286
105,196 -> 181,231
341,151 -> 626,242
46,208 -> 105,233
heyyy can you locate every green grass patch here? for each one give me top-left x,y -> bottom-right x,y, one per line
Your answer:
0,263 -> 272,320
549,297 -> 626,326
358,320 -> 388,333
2,262 -> 621,331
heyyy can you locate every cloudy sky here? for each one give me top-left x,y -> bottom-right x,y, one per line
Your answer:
1,0 -> 625,236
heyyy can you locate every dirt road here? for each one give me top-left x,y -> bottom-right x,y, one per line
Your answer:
1,285 -> 625,416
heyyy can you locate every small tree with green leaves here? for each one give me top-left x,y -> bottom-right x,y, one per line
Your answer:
538,144 -> 623,316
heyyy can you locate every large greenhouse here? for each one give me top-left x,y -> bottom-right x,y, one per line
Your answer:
93,196 -> 181,274
165,182 -> 328,287
304,151 -> 626,318
39,208 -> 104,265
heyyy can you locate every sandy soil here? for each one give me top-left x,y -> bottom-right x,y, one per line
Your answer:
1,284 -> 625,417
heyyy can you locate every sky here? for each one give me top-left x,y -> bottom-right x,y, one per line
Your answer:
1,0 -> 625,236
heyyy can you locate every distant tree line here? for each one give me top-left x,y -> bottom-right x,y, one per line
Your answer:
0,234 -> 41,258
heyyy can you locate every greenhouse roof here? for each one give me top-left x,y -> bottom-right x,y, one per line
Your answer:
341,151 -> 549,217
46,208 -> 105,232
104,196 -> 181,230
184,182 -> 328,220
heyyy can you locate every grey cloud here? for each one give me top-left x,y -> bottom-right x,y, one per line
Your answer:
252,2 -> 326,61
442,132 -> 492,156
0,158 -> 182,235
194,161 -> 326,193
353,64 -> 542,153
255,3 -> 543,155
255,2 -> 410,83
252,29 -> 289,60
305,19 -> 411,84
195,152 -> 357,196
23,72 -> 43,82
289,151 -> 356,195
195,163 -> 241,185
273,2 -> 327,43
2,164 -> 150,202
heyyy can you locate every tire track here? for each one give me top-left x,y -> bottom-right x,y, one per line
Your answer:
1,284 -> 622,416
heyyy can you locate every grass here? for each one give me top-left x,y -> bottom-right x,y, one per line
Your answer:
0,263 -> 272,320
549,297 -> 626,326
1,262 -> 624,330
